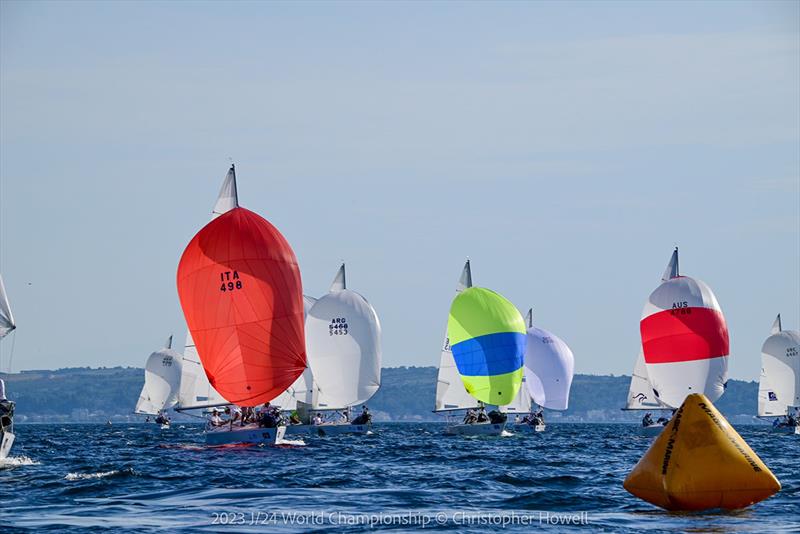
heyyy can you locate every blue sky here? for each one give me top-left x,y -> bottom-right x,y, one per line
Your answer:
0,1 -> 798,381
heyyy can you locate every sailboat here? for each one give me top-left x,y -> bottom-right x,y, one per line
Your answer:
440,262 -> 527,436
134,335 -> 183,428
516,308 -> 575,432
299,264 -> 382,436
434,261 -> 482,424
176,165 -> 307,446
636,247 -> 729,434
0,273 -> 17,459
758,314 -> 800,434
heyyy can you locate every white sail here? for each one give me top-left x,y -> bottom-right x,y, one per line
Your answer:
175,332 -> 227,409
306,265 -> 382,409
0,274 -> 16,340
135,342 -> 184,415
522,309 -> 575,410
758,315 -> 800,417
625,350 -> 670,410
503,376 -> 533,413
771,314 -> 782,335
212,164 -> 238,217
434,260 -> 479,411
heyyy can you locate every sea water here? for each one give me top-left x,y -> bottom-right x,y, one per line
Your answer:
1,423 -> 798,532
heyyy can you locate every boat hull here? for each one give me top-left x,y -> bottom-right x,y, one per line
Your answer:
0,430 -> 14,459
638,423 -> 666,436
444,422 -> 505,436
303,423 -> 370,437
205,425 -> 286,446
770,425 -> 800,434
515,424 -> 546,433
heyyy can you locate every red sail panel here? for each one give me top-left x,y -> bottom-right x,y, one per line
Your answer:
640,307 -> 729,364
176,207 -> 306,407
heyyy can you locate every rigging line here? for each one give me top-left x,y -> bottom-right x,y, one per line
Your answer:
7,330 -> 17,374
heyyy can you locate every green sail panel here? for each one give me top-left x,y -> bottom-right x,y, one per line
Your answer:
447,287 -> 526,405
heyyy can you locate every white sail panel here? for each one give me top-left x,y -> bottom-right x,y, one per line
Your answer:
435,260 -> 479,411
503,377 -> 532,413
625,350 -> 669,410
176,331 -> 227,409
523,323 -> 575,410
306,268 -> 381,409
0,274 -> 16,339
212,165 -> 238,217
662,247 -> 679,281
758,321 -> 800,417
330,264 -> 346,291
135,346 -> 183,415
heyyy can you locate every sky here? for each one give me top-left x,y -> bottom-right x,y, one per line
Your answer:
0,1 -> 798,381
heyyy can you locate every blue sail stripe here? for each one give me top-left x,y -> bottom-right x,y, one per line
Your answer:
451,331 -> 525,377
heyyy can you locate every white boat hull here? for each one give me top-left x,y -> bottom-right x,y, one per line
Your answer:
638,423 -> 666,436
0,430 -> 14,459
303,423 -> 370,437
444,422 -> 505,436
770,425 -> 800,434
515,424 -> 546,433
205,424 -> 286,446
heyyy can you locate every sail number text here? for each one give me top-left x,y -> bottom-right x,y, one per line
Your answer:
329,317 -> 349,336
219,271 -> 243,292
670,301 -> 690,315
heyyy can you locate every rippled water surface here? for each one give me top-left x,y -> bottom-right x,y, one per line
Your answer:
1,423 -> 798,532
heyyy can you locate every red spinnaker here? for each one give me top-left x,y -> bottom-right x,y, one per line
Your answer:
177,207 -> 306,407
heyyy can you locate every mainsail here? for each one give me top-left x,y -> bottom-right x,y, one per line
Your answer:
306,264 -> 382,410
176,174 -> 307,407
503,376 -> 533,414
175,166 -> 239,410
448,286 -> 526,405
135,336 -> 184,415
0,274 -> 16,340
758,314 -> 800,417
522,309 -> 575,410
639,248 -> 729,408
624,350 -> 670,410
435,261 -> 479,411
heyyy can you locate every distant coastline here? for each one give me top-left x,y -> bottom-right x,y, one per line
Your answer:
1,366 -> 760,425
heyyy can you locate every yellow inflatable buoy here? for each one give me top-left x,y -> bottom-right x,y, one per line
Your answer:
623,393 -> 780,511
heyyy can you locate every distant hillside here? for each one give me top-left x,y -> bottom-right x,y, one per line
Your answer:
0,366 -> 760,424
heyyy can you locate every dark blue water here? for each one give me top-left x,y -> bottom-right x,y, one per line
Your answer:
1,423 -> 798,533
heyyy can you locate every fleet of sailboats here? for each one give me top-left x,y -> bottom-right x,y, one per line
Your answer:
1,166 -> 796,452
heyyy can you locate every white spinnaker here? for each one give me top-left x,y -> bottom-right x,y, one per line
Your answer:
135,346 -> 184,415
758,315 -> 800,417
625,350 -> 670,410
435,260 -> 479,411
523,310 -> 575,411
175,166 -> 239,410
503,376 -> 533,413
306,265 -> 381,409
0,274 -> 16,340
